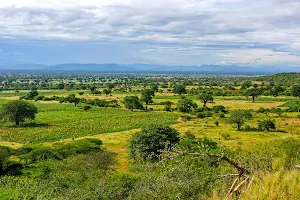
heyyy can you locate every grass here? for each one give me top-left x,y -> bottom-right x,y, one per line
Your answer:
0,102 -> 178,143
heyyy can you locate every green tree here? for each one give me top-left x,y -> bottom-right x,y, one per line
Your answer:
141,89 -> 155,105
164,101 -> 172,112
151,84 -> 159,92
228,109 -> 253,130
177,99 -> 197,113
270,85 -> 284,97
259,120 -> 276,131
291,85 -> 300,98
0,100 -> 38,126
129,125 -> 180,160
27,89 -> 39,100
172,85 -> 186,95
123,96 -> 144,111
198,92 -> 214,107
246,88 -> 262,103
103,89 -> 112,96
241,81 -> 252,90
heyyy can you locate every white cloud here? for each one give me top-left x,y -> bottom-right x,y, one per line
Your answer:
217,49 -> 300,65
0,0 -> 300,66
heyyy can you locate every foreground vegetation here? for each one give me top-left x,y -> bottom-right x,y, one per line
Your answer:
0,72 -> 299,199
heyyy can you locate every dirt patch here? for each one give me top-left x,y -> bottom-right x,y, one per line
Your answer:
0,129 -> 9,133
283,120 -> 300,124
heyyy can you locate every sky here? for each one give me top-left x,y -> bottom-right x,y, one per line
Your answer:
0,0 -> 300,68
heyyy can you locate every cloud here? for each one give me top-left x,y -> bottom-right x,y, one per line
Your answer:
0,0 -> 300,66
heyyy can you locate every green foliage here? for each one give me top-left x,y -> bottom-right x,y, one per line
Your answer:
259,120 -> 276,131
172,85 -> 186,95
198,91 -> 214,107
129,125 -> 180,160
83,105 -> 91,111
103,89 -> 112,96
124,96 -> 144,111
211,105 -> 226,113
24,89 -> 39,100
163,101 -> 172,112
245,88 -> 262,102
0,100 -> 38,126
182,131 -> 196,140
281,100 -> 300,112
228,109 -> 253,130
141,89 -> 155,105
177,99 -> 197,113
291,85 -> 300,97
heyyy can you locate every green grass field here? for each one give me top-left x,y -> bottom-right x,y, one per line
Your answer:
0,102 -> 178,143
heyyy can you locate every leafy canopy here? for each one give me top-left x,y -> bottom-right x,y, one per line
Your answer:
129,124 -> 180,161
0,100 -> 38,126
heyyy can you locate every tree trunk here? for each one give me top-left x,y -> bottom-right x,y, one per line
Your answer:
252,96 -> 255,103
237,122 -> 240,130
15,117 -> 20,127
203,101 -> 207,107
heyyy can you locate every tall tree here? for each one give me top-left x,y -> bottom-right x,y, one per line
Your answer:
124,96 -> 144,111
172,85 -> 186,95
0,100 -> 38,126
228,109 -> 252,130
198,92 -> 214,107
245,88 -> 262,103
141,89 -> 155,105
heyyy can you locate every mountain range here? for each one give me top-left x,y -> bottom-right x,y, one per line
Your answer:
0,60 -> 299,74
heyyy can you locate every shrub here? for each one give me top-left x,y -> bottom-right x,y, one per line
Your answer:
217,113 -> 226,118
196,112 -> 205,118
183,131 -> 196,140
215,121 -> 219,127
211,105 -> 226,113
259,120 -> 276,131
221,133 -> 232,140
129,125 -> 180,161
177,99 -> 197,113
83,105 -> 92,111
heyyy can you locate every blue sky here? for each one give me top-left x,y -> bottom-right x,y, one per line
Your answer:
0,0 -> 300,68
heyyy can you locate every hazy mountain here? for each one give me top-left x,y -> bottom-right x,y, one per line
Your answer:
0,61 -> 299,74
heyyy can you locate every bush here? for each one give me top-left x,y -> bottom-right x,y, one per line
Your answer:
177,99 -> 197,113
211,105 -> 226,113
83,105 -> 92,111
221,133 -> 232,140
183,131 -> 196,140
196,112 -> 205,118
2,160 -> 23,175
129,125 -> 180,161
259,120 -> 276,131
217,113 -> 226,118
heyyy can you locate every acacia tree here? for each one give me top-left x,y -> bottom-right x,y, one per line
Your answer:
245,88 -> 262,103
141,89 -> 155,105
124,96 -> 144,111
0,100 -> 38,126
228,109 -> 252,130
172,85 -> 186,95
198,92 -> 214,107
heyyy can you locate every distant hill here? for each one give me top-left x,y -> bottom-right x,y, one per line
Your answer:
0,61 -> 299,74
48,63 -> 135,72
254,73 -> 300,85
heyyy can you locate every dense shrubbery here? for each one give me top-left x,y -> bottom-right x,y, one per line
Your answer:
129,125 -> 180,160
0,139 -> 103,176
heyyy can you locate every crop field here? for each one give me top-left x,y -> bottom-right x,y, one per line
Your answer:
0,101 -> 178,143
